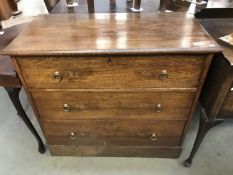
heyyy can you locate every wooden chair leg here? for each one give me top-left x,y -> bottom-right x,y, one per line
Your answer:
0,22 -> 4,35
4,87 -> 46,154
130,0 -> 143,12
134,0 -> 141,9
184,107 -> 224,167
66,0 -> 79,7
87,0 -> 95,13
8,0 -> 22,16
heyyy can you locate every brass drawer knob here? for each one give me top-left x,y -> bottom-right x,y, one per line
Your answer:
151,133 -> 158,141
69,132 -> 76,140
107,58 -> 112,63
156,104 -> 162,112
64,104 -> 71,112
159,70 -> 168,80
53,71 -> 63,81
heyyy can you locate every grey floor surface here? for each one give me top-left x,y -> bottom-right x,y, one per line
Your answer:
0,87 -> 233,175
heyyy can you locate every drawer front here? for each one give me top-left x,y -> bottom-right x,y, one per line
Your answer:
17,55 -> 204,89
219,90 -> 233,119
32,91 -> 195,120
42,120 -> 185,147
49,145 -> 182,158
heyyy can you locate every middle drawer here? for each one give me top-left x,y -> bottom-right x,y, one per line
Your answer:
32,91 -> 195,120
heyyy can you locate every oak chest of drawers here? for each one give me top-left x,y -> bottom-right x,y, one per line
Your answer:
2,13 -> 221,158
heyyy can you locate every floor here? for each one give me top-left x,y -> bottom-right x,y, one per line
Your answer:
1,0 -> 233,174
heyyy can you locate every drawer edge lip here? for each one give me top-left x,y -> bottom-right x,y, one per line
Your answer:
41,119 -> 188,122
49,145 -> 183,148
3,48 -> 222,57
28,88 -> 197,92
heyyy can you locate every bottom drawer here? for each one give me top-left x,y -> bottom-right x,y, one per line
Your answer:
42,120 -> 186,147
49,145 -> 182,158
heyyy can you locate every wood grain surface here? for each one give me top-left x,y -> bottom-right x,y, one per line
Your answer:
42,119 -> 186,146
32,91 -> 195,120
4,13 -> 220,157
17,55 -> 205,89
49,145 -> 182,157
2,13 -> 221,56
219,90 -> 233,118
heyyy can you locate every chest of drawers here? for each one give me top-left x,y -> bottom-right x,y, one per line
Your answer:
2,13 -> 221,157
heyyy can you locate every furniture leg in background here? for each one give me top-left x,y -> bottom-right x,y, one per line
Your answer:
8,0 -> 22,16
0,24 -> 46,154
183,14 -> 233,166
130,0 -> 143,12
87,0 -> 142,13
66,0 -> 78,7
4,87 -> 46,154
184,107 -> 224,167
0,0 -> 13,34
44,0 -> 61,13
87,0 -> 94,13
0,21 -> 4,34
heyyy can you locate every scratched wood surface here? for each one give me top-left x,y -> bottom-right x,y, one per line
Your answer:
2,13 -> 221,56
17,55 -> 205,89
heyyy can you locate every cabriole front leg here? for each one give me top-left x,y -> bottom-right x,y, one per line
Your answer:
184,107 -> 224,167
4,87 -> 46,154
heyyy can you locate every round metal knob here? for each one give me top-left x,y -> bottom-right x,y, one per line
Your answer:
151,133 -> 158,141
156,104 -> 162,113
159,70 -> 168,80
107,58 -> 112,63
69,132 -> 76,140
63,104 -> 71,112
53,71 -> 63,81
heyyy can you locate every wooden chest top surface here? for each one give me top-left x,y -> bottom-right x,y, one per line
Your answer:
2,13 -> 221,56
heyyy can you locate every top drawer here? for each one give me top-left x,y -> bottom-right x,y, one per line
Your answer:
17,55 -> 205,90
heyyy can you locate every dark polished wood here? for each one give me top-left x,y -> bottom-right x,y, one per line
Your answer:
17,55 -> 205,90
87,0 -> 94,13
219,90 -> 233,118
43,120 -> 186,146
2,13 -> 221,56
133,0 -> 141,10
0,24 -> 26,88
7,0 -> 18,11
2,14 -> 220,157
195,8 -> 233,18
0,56 -> 20,87
49,145 -> 182,158
184,106 -> 224,167
0,0 -> 12,20
201,54 -> 233,119
32,91 -> 195,121
0,0 -> 21,17
0,24 -> 45,154
4,87 -> 46,154
44,0 -> 60,12
185,18 -> 233,166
